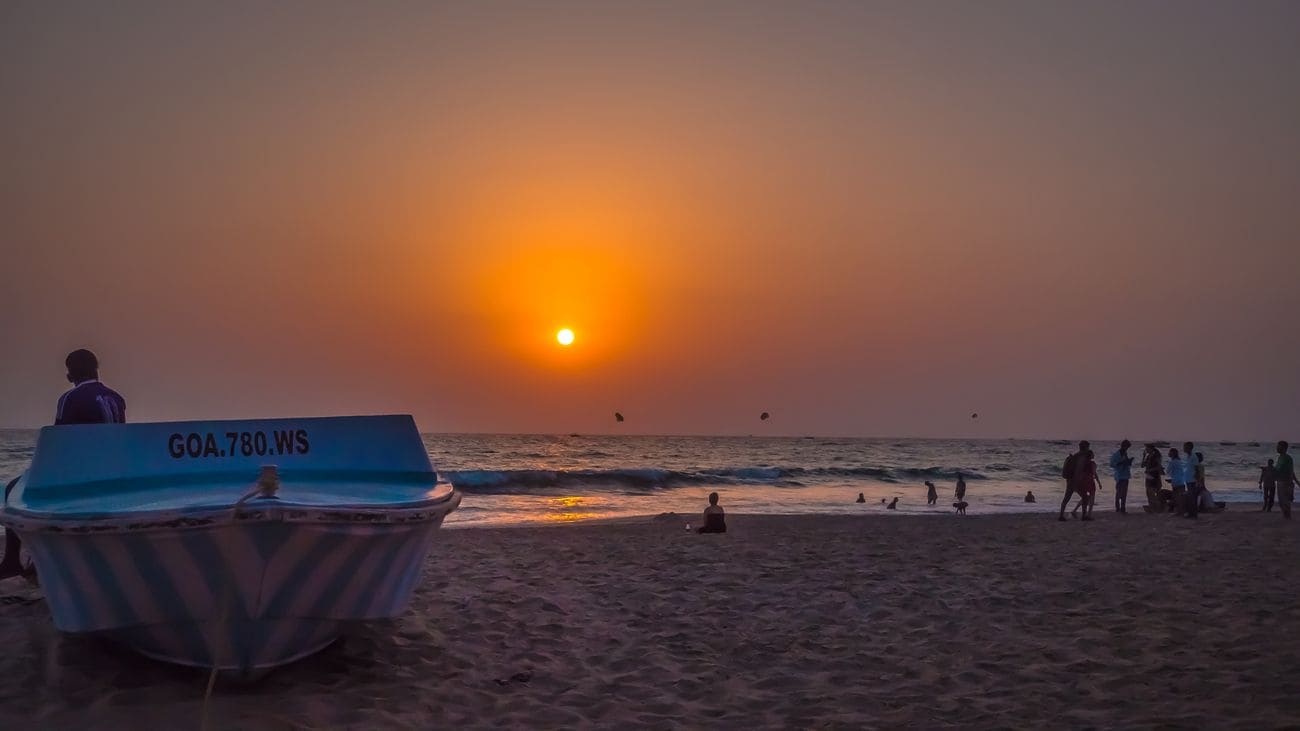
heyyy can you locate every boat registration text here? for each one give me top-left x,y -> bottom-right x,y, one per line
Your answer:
168,429 -> 311,459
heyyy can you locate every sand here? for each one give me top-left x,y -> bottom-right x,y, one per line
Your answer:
2,510 -> 1299,729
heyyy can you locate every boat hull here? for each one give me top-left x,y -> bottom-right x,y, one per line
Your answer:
2,414 -> 462,674
21,510 -> 453,672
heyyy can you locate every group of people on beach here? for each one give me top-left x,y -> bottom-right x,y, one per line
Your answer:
1058,439 -> 1296,521
840,439 -> 1297,522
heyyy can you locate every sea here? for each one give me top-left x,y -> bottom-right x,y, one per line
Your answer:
0,431 -> 1279,527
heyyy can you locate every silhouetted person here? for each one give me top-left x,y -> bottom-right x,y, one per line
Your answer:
2,349 -> 128,580
1182,442 -> 1201,518
1058,440 -> 1089,521
886,497 -> 898,510
1109,440 -> 1134,514
1024,490 -> 1036,503
1076,449 -> 1102,520
1276,441 -> 1295,520
954,472 -> 966,502
856,492 -> 866,504
1195,454 -> 1224,512
925,480 -> 937,505
696,492 -> 726,533
1260,459 -> 1277,512
1140,444 -> 1165,512
55,349 -> 126,425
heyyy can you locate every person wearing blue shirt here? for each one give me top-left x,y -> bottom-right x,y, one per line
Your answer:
1108,440 -> 1134,514
1,349 -> 127,579
1166,448 -> 1186,513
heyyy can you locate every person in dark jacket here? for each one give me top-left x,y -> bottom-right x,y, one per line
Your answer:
1,349 -> 127,579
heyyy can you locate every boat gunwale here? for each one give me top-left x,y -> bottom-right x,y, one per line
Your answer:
1,490 -> 462,534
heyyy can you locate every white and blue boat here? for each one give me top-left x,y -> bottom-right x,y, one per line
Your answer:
0,414 -> 459,675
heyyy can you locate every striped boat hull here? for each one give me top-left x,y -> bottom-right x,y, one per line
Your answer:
22,514 -> 449,672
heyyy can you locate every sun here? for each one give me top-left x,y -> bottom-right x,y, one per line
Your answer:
556,328 -> 575,346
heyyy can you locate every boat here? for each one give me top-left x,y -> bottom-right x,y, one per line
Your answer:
0,414 -> 460,676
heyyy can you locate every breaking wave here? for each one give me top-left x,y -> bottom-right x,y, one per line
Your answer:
442,465 -> 986,493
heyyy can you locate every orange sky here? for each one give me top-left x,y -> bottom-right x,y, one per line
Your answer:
2,2 -> 1299,438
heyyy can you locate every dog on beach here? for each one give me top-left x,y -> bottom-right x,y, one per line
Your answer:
953,501 -> 969,515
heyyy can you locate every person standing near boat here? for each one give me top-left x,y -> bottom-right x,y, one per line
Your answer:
0,349 -> 127,579
1109,440 -> 1134,514
54,349 -> 126,425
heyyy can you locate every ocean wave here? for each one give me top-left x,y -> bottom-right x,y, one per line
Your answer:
442,465 -> 986,493
443,468 -> 701,493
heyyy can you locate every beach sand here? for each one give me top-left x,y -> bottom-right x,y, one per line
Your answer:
1,511 -> 1298,729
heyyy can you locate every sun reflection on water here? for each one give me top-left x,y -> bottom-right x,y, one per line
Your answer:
540,495 -> 608,523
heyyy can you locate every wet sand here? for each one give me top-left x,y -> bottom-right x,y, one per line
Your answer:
2,511 -> 1298,729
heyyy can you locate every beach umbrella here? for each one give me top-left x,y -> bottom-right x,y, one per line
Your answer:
614,412 -> 624,423
760,412 -> 770,421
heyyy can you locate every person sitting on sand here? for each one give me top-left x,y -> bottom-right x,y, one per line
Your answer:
696,492 -> 726,534
1260,459 -> 1277,512
1197,482 -> 1225,513
886,497 -> 898,510
1,349 -> 127,580
856,492 -> 866,503
1024,490 -> 1035,503
925,481 -> 937,505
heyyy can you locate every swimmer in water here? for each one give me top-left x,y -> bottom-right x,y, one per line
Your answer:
886,497 -> 898,510
1025,490 -> 1036,503
856,492 -> 866,503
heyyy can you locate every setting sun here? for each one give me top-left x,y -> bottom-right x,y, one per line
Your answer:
556,328 -> 575,346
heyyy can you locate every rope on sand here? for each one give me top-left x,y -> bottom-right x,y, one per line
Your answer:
199,466 -> 281,731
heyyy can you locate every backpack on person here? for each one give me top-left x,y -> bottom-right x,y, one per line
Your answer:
1062,452 -> 1078,480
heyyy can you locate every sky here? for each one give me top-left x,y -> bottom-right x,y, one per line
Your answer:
2,1 -> 1298,439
